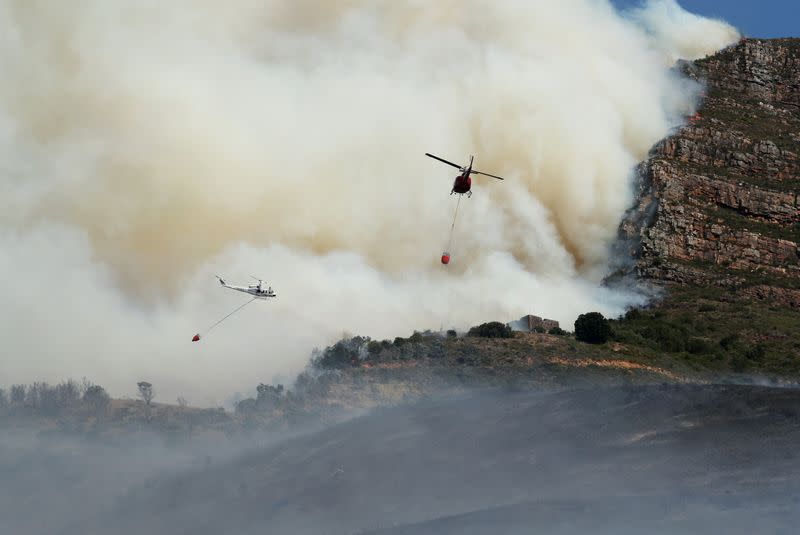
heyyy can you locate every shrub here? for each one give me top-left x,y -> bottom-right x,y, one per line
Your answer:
256,383 -> 285,409
612,329 -> 651,347
745,344 -> 766,362
10,385 -> 25,405
719,334 -> 739,350
686,337 -> 714,354
234,398 -> 257,415
313,336 -> 370,368
446,329 -> 458,338
367,340 -> 383,355
83,385 -> 111,416
731,353 -> 749,373
640,323 -> 687,353
467,322 -> 513,339
55,380 -> 80,409
257,383 -> 284,400
624,308 -> 642,320
37,383 -> 59,415
548,326 -> 567,336
574,312 -> 612,344
532,326 -> 546,333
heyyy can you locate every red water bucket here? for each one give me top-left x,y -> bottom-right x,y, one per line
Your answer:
192,334 -> 201,342
441,252 -> 450,265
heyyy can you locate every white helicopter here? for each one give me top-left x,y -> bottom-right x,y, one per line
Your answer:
216,275 -> 276,299
193,275 -> 277,342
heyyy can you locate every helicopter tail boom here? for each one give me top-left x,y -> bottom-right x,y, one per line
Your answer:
471,170 -> 505,180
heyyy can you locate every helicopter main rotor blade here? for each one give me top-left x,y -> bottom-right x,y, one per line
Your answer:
425,153 -> 463,170
471,170 -> 506,180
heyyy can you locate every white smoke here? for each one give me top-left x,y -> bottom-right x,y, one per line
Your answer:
626,0 -> 741,62
0,0 -> 738,404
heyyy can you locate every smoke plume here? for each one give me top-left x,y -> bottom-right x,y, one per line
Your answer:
0,1 -> 738,403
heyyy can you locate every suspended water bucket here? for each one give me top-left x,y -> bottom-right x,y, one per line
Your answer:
192,334 -> 201,342
441,252 -> 451,265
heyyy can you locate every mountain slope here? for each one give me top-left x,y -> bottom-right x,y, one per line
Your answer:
620,38 -> 799,304
62,385 -> 800,535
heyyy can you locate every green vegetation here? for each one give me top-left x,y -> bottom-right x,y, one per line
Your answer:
673,257 -> 800,290
658,157 -> 800,194
574,312 -> 612,344
83,385 -> 112,415
311,336 -> 371,369
610,285 -> 800,375
467,321 -> 514,339
706,204 -> 800,243
0,379 -> 112,419
700,92 -> 800,156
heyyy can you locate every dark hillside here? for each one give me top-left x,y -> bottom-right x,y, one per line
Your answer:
63,385 -> 800,535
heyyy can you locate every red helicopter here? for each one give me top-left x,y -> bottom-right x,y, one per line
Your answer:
425,152 -> 506,197
425,152 -> 506,265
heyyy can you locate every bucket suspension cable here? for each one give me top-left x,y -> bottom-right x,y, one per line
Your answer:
208,297 -> 256,333
448,195 -> 461,251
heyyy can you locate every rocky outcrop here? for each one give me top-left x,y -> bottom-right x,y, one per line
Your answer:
740,285 -> 800,309
619,39 -> 800,300
696,38 -> 800,106
658,126 -> 798,190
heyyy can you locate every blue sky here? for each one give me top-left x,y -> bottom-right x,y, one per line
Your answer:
611,0 -> 799,38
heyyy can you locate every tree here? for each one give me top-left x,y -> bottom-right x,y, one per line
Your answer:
55,380 -> 80,410
624,308 -> 642,321
137,381 -> 154,406
0,388 -> 7,409
408,331 -> 424,343
10,385 -> 25,405
467,322 -> 513,339
78,377 -> 94,397
256,383 -> 285,409
313,337 -> 369,369
745,343 -> 767,362
37,383 -> 59,415
26,382 -> 44,408
83,385 -> 111,416
574,312 -> 612,344
235,397 -> 258,415
177,397 -> 188,408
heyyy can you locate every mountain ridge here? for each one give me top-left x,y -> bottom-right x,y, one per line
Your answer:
618,38 -> 799,303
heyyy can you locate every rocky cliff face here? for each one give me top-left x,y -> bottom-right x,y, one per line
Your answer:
620,38 -> 800,306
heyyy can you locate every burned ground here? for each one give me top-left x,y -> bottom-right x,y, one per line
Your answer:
2,384 -> 792,535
